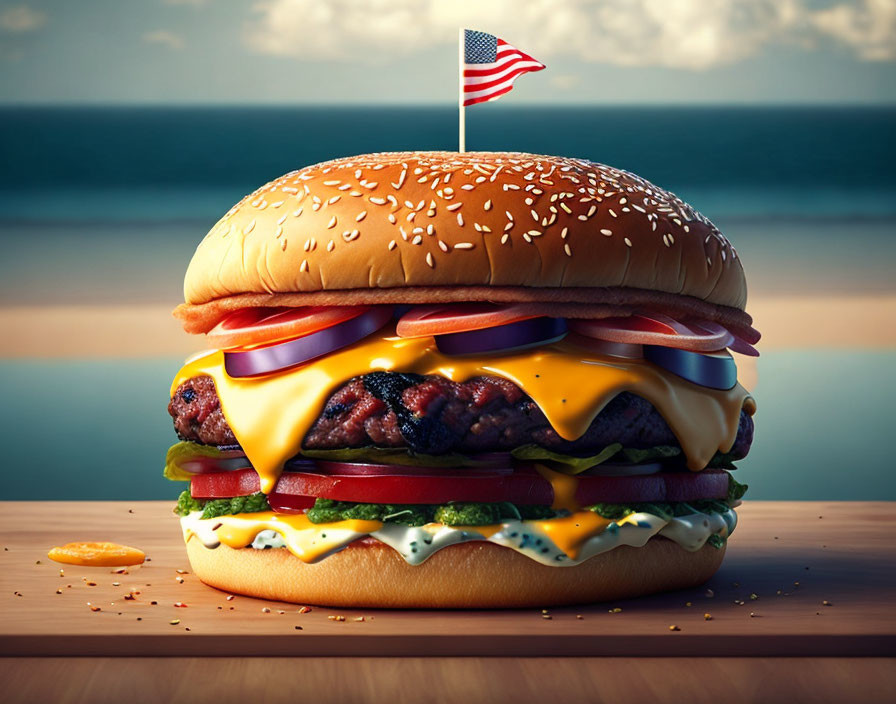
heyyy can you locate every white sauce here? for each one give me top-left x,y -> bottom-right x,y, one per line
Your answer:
181,507 -> 737,566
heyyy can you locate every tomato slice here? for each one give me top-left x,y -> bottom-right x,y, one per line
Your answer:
191,468 -> 261,498
396,304 -> 539,338
190,467 -> 730,508
206,306 -> 373,349
569,313 -> 733,353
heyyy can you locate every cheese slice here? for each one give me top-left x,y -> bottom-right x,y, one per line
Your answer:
171,328 -> 753,494
181,507 -> 737,566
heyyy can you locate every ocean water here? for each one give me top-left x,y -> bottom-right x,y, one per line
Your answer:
1,106 -> 895,501
1,351 -> 893,501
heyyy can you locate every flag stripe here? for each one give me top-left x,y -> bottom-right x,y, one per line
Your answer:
463,52 -> 535,76
462,29 -> 545,106
463,83 -> 515,107
464,62 -> 545,89
464,74 -> 528,102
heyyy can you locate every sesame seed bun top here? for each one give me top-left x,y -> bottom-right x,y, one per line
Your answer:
181,151 -> 748,319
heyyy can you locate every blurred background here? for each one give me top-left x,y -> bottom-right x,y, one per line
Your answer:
1,0 -> 894,501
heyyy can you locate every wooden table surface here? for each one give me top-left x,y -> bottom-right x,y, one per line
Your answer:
1,500 -> 894,658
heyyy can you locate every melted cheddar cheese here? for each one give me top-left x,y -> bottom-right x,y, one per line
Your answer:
171,328 -> 753,494
181,507 -> 737,566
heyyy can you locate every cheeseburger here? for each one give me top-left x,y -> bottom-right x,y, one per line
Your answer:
165,151 -> 758,608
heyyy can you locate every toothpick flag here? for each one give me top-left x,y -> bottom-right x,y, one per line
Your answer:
458,29 -> 546,151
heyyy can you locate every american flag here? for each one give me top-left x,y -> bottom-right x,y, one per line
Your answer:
462,29 -> 545,107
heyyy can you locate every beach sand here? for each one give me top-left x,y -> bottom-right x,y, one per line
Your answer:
3,295 -> 894,359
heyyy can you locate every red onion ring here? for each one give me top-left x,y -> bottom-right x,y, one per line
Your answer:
435,317 -> 567,356
224,307 -> 392,378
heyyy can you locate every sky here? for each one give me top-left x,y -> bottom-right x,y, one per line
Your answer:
0,0 -> 894,105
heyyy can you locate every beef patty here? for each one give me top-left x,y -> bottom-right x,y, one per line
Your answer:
169,372 -> 754,462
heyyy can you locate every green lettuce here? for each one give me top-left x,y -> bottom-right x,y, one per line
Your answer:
164,441 -> 229,482
299,447 -> 488,467
618,445 -> 682,463
727,474 -> 749,502
511,444 -> 623,474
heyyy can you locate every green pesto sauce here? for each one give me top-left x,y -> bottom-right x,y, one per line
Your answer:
173,490 -> 270,519
306,499 -> 556,527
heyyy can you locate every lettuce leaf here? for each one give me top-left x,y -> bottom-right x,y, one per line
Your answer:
299,447 -> 487,467
511,444 -> 623,474
728,474 -> 749,502
164,441 -> 229,482
618,445 -> 682,463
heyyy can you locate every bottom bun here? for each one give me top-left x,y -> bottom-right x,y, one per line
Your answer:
185,536 -> 725,608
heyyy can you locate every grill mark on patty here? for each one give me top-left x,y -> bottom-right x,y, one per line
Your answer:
168,373 -> 754,460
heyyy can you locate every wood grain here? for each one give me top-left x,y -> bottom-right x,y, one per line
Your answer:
1,501 -> 895,657
1,657 -> 895,704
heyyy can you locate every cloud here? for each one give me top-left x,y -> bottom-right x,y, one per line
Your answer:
244,0 -> 896,69
143,29 -> 186,50
810,0 -> 896,61
550,74 -> 581,90
0,5 -> 47,33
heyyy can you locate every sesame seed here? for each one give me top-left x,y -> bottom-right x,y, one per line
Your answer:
522,233 -> 532,243
526,230 -> 542,237
387,213 -> 397,224
327,241 -> 335,252
446,202 -> 463,211
438,240 -> 449,252
300,259 -> 308,272
387,240 -> 397,250
323,180 -> 340,186
355,211 -> 367,222
501,233 -> 510,244
609,209 -> 618,218
369,197 -> 386,205
426,224 -> 435,235
561,227 -> 569,239
293,208 -> 303,217
243,220 -> 256,235
600,228 -> 612,236
564,243 -> 572,256
454,242 -> 474,250
560,203 -> 572,214
484,199 -> 492,211
327,196 -> 341,205
411,235 -> 423,245
587,205 -> 597,217
624,237 -> 633,247
457,213 -> 464,227
426,252 -> 435,268
327,216 -> 337,229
